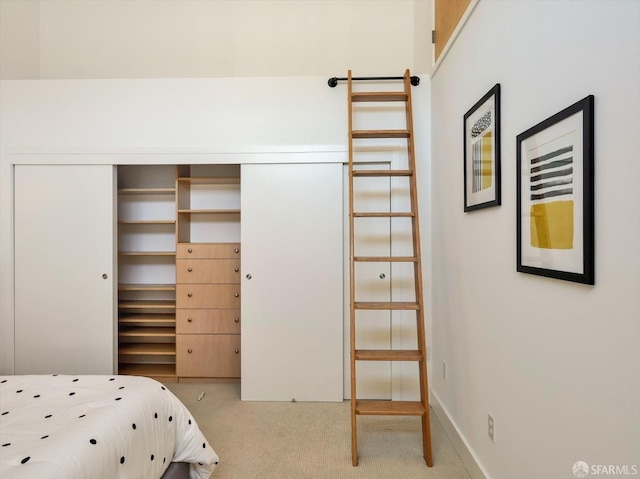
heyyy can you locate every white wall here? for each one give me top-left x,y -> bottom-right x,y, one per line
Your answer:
0,76 -> 345,149
430,1 -> 640,478
0,0 -> 433,80
0,0 -> 40,78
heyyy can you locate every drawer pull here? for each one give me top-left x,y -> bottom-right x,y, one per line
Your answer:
187,267 -> 193,272
234,293 -> 239,298
234,318 -> 239,323
234,248 -> 239,254
188,248 -> 193,253
188,349 -> 193,354
234,349 -> 239,354
187,292 -> 193,297
187,318 -> 193,323
234,267 -> 239,272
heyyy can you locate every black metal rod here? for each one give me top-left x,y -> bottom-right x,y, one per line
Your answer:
328,75 -> 420,87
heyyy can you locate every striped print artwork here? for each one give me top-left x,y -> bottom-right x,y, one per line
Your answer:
517,94 -> 594,284
528,139 -> 575,250
471,110 -> 493,193
463,83 -> 500,212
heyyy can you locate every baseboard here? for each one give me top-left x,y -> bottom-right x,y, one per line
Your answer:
430,391 -> 490,479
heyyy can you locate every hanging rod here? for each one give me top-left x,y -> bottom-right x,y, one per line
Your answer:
327,75 -> 420,88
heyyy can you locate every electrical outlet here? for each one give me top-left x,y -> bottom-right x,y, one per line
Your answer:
488,414 -> 495,442
442,360 -> 447,380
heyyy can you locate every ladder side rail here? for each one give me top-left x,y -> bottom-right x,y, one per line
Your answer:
403,69 -> 426,323
347,70 -> 359,467
403,69 -> 434,467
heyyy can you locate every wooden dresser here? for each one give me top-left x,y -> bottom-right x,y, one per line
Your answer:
176,243 -> 241,379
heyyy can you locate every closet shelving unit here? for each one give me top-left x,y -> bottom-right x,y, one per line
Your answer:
176,166 -> 241,243
117,167 -> 178,381
175,165 -> 242,381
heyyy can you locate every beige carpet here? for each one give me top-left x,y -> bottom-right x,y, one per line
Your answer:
167,383 -> 471,479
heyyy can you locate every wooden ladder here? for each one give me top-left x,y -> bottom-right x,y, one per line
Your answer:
347,69 -> 433,467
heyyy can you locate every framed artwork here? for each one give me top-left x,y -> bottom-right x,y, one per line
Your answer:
516,95 -> 594,284
463,83 -> 501,212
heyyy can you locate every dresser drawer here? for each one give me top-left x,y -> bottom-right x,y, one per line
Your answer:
176,334 -> 240,378
177,243 -> 240,259
176,284 -> 240,309
176,259 -> 241,284
176,309 -> 240,334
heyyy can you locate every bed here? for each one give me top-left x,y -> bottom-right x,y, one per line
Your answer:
0,375 -> 219,479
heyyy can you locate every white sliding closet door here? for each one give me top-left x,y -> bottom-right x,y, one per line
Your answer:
241,163 -> 343,402
14,165 -> 116,374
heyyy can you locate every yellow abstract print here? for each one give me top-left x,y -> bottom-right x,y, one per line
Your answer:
530,200 -> 574,249
481,131 -> 493,190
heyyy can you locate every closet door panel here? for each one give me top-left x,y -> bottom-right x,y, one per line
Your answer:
241,163 -> 343,402
14,165 -> 116,374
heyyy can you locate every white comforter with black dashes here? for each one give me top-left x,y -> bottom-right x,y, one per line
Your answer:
0,375 -> 218,479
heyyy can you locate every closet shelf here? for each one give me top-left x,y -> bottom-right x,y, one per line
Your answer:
118,300 -> 176,309
178,209 -> 241,215
118,283 -> 176,291
118,219 -> 176,225
118,188 -> 176,195
119,343 -> 176,355
119,327 -> 176,337
118,314 -> 176,325
177,176 -> 240,185
119,251 -> 176,256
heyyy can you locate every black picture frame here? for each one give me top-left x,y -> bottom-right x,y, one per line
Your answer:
516,95 -> 594,285
463,83 -> 501,212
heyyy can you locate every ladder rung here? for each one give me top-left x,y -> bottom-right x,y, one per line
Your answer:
354,256 -> 417,263
354,302 -> 420,310
352,130 -> 410,139
355,350 -> 422,361
355,400 -> 426,416
353,212 -> 415,218
351,92 -> 408,102
352,169 -> 413,177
